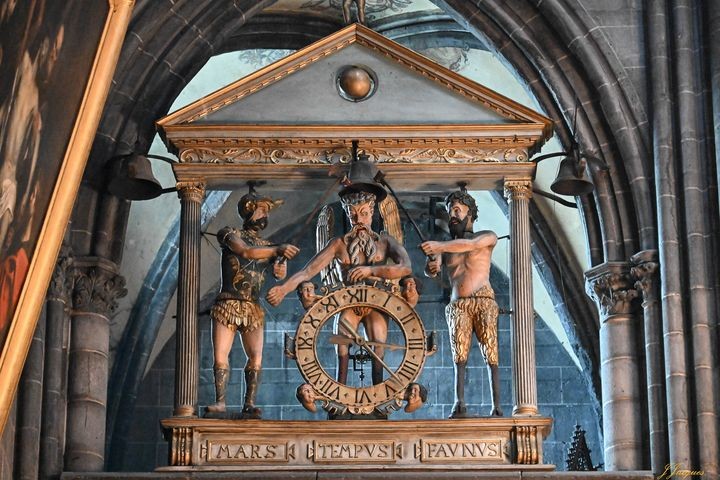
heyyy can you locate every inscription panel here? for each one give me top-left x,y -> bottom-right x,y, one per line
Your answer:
199,440 -> 293,464
419,439 -> 507,463
310,440 -> 398,463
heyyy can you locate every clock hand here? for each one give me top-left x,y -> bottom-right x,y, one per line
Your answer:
329,335 -> 407,351
338,318 -> 397,378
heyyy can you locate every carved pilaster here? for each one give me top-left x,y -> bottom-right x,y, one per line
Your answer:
167,426 -> 193,466
584,262 -> 642,470
504,179 -> 537,416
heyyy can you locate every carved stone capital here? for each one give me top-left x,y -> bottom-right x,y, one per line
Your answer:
585,262 -> 639,317
70,257 -> 127,315
48,244 -> 74,303
630,250 -> 659,305
176,181 -> 206,203
504,180 -> 533,200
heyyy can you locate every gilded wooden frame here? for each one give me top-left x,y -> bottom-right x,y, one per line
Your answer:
0,0 -> 135,434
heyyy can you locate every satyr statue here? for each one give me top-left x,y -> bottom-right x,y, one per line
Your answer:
343,0 -> 366,25
207,187 -> 299,418
267,167 -> 411,386
421,188 -> 502,417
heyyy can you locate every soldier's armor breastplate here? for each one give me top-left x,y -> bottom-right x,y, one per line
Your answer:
219,228 -> 271,302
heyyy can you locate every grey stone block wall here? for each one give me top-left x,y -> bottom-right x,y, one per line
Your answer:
1,399 -> 16,479
121,214 -> 602,471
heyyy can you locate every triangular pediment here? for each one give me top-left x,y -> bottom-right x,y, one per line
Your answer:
158,24 -> 551,132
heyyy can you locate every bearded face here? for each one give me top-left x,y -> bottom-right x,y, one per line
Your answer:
447,201 -> 473,239
345,224 -> 379,267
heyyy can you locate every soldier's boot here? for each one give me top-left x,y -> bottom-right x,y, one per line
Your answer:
449,362 -> 468,418
241,367 -> 262,419
488,363 -> 503,416
207,365 -> 230,413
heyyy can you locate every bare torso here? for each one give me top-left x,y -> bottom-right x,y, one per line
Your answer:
444,234 -> 495,301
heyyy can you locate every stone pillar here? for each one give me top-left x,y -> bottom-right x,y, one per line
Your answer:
586,262 -> 642,470
65,258 -> 126,471
504,180 -> 537,416
174,182 -> 205,417
631,250 -> 668,474
41,249 -> 73,478
15,305 -> 45,480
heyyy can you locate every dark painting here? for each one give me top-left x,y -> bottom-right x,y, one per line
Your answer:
0,0 -> 110,352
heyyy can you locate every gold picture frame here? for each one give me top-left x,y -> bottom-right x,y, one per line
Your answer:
0,0 -> 135,434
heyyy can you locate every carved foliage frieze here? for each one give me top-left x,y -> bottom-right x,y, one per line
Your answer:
177,145 -> 529,165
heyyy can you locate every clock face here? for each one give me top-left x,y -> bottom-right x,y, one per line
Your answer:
294,284 -> 427,415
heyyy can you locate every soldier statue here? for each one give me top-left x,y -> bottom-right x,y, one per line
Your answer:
420,188 -> 502,417
267,155 -> 411,386
207,187 -> 299,418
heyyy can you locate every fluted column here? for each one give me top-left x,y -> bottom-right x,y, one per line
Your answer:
174,182 -> 205,417
65,258 -> 126,471
41,248 -> 73,477
586,262 -> 642,470
504,180 -> 537,416
631,250 -> 668,474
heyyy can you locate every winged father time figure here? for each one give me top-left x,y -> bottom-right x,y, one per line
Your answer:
266,154 -> 412,386
207,186 -> 299,419
421,187 -> 502,418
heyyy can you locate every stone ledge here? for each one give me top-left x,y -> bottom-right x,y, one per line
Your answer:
62,471 -> 654,480
160,418 -> 553,469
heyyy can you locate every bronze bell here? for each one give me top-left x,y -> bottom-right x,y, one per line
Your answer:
339,152 -> 387,202
107,153 -> 164,200
550,156 -> 594,196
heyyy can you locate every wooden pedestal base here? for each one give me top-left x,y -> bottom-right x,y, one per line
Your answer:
160,417 -> 554,471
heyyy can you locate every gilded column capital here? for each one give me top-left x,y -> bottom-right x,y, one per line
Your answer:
48,244 -> 74,303
630,250 -> 659,305
70,257 -> 128,315
585,262 -> 639,317
504,179 -> 533,200
176,181 -> 206,202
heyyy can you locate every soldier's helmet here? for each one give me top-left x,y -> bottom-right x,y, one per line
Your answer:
237,190 -> 283,220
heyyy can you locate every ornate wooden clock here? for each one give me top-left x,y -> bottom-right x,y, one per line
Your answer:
291,283 -> 430,416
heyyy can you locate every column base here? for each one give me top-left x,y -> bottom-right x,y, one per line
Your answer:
512,405 -> 539,416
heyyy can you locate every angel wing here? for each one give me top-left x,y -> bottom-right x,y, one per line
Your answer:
316,204 -> 343,287
379,194 -> 403,244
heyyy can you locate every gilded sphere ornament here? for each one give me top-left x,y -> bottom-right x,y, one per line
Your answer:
336,65 -> 376,102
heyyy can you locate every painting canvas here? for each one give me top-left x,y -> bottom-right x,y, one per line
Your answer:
0,0 -> 134,432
